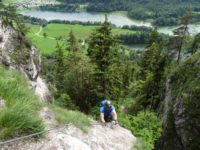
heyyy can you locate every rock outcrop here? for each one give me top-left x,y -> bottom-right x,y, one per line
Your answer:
156,52 -> 200,150
0,98 -> 5,108
1,107 -> 136,150
0,19 -> 51,102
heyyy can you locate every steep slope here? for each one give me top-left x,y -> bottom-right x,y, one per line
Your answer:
1,107 -> 136,150
0,19 -> 50,101
157,51 -> 200,150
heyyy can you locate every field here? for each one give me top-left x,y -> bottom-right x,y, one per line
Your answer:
26,23 -> 136,54
40,24 -> 135,39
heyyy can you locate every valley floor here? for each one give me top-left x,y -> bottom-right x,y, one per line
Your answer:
26,23 -> 136,54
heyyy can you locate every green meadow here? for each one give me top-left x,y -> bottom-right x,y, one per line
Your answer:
26,23 -> 136,54
41,24 -> 135,39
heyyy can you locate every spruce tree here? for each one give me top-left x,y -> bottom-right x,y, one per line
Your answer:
173,8 -> 192,63
88,16 -> 122,100
140,30 -> 159,79
67,30 -> 78,53
138,30 -> 168,110
54,43 -> 65,92
65,31 -> 95,112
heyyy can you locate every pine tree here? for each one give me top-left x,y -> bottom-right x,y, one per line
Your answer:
0,0 -> 3,9
140,30 -> 159,79
146,30 -> 159,48
88,16 -> 122,100
65,31 -> 95,112
138,30 -> 168,110
54,43 -> 65,92
173,8 -> 192,63
67,30 -> 78,53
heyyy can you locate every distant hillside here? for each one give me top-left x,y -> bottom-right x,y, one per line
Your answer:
53,0 -> 200,26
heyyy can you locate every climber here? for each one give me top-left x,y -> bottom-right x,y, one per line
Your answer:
100,99 -> 118,125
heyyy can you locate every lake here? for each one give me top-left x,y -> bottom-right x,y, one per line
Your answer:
22,10 -> 152,27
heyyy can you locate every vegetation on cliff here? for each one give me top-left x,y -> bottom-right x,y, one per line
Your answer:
0,67 -> 44,139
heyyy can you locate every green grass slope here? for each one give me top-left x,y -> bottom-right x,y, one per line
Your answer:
49,104 -> 91,132
0,66 -> 44,140
0,66 -> 91,139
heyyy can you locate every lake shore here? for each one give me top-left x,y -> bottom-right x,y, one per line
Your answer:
22,10 -> 153,28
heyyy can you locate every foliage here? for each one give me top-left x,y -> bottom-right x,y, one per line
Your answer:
134,138 -> 152,150
172,8 -> 192,63
2,5 -> 29,36
129,30 -> 169,111
0,66 -> 44,139
41,31 -> 96,113
131,111 -> 162,149
39,4 -> 78,12
55,93 -> 77,110
65,48 -> 95,112
54,43 -> 66,91
117,109 -> 162,150
117,32 -> 149,45
63,31 -> 95,112
67,30 -> 79,52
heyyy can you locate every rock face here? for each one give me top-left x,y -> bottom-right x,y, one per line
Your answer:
2,107 -> 136,150
0,98 -> 5,108
156,52 -> 200,150
0,19 -> 51,102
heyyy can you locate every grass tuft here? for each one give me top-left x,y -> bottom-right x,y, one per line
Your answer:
49,104 -> 91,132
0,66 -> 44,140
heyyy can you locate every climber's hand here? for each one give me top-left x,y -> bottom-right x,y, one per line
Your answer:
102,122 -> 107,127
115,120 -> 118,125
112,120 -> 118,125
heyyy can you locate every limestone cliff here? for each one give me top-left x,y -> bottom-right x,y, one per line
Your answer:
0,19 -> 51,101
157,52 -> 200,150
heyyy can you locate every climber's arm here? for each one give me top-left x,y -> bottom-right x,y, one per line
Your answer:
100,113 -> 105,123
111,109 -> 117,121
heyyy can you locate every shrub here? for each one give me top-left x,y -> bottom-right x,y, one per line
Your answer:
118,110 -> 162,150
56,93 -> 77,110
133,138 -> 152,150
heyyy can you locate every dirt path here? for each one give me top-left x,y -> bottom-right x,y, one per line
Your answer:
34,26 -> 55,40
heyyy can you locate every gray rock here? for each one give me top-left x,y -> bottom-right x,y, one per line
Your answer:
157,57 -> 200,150
0,19 -> 51,102
0,98 -> 5,108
